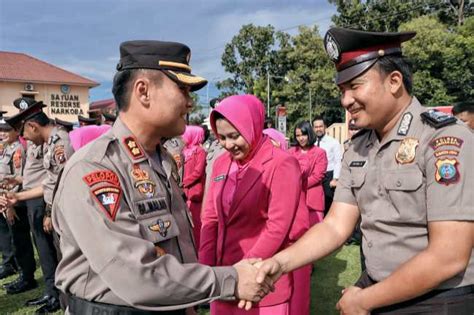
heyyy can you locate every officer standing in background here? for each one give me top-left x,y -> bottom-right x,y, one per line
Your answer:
0,113 -> 37,295
3,101 -> 74,237
312,115 -> 342,216
1,97 -> 61,313
49,40 -> 270,314
0,111 -> 19,280
255,28 -> 473,314
452,100 -> 474,130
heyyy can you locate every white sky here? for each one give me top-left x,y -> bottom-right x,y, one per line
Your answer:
0,0 -> 336,102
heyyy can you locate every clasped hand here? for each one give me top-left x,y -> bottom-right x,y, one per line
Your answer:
233,257 -> 284,310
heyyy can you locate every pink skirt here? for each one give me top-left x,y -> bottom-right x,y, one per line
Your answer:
211,301 -> 289,315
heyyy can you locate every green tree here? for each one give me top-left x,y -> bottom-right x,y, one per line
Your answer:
328,0 -> 472,31
217,24 -> 292,109
400,16 -> 473,105
276,26 -> 343,135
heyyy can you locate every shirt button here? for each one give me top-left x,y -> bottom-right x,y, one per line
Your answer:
367,241 -> 373,248
376,152 -> 384,158
396,180 -> 402,187
351,180 -> 355,185
378,187 -> 384,196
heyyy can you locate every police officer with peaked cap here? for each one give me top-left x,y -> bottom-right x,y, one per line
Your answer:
102,110 -> 117,125
54,118 -> 75,133
50,40 -> 271,314
2,97 -> 62,312
0,110 -> 37,295
255,28 -> 474,314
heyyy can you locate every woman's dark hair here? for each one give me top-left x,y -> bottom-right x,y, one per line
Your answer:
294,120 -> 316,147
264,117 -> 274,129
375,55 -> 413,95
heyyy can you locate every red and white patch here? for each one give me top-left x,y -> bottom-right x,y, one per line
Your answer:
92,186 -> 122,221
83,170 -> 120,187
13,148 -> 22,169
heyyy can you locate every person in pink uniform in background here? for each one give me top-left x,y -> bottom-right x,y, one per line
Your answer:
263,128 -> 288,150
182,125 -> 207,249
289,121 -> 327,226
199,94 -> 308,315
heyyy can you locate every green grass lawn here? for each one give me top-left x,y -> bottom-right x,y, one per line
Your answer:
1,245 -> 361,314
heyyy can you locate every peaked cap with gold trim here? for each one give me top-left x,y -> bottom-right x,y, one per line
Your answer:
324,28 -> 416,85
116,40 -> 207,92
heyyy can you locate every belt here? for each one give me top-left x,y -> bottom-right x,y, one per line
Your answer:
68,295 -> 186,315
432,284 -> 474,298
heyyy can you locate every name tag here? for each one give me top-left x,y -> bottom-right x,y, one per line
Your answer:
350,160 -> 367,168
214,175 -> 226,182
137,198 -> 167,215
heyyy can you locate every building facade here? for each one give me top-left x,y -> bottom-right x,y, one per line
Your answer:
0,51 -> 99,121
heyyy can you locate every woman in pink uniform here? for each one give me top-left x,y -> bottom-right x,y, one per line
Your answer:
199,95 -> 308,315
182,125 -> 206,249
289,121 -> 327,226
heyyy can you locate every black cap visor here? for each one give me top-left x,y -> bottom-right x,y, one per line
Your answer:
335,59 -> 378,85
162,70 -> 208,92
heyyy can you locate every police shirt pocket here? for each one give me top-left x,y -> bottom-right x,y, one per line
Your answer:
383,168 -> 425,221
138,213 -> 180,244
349,170 -> 368,205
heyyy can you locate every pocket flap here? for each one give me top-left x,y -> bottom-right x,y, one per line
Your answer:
349,171 -> 366,188
384,169 -> 422,191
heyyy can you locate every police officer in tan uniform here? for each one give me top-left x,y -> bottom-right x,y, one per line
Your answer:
49,40 -> 270,314
255,28 -> 473,314
163,136 -> 185,186
0,113 -> 37,295
1,97 -> 62,313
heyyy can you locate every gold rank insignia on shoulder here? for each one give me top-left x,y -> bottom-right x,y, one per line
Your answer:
396,137 -> 419,164
148,218 -> 171,237
123,136 -> 145,160
131,165 -> 156,198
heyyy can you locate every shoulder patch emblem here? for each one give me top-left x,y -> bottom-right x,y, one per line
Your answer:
92,186 -> 122,221
172,153 -> 182,169
430,136 -> 463,150
397,113 -> 413,136
148,218 -> 171,237
54,145 -> 66,164
434,150 -> 459,158
123,136 -> 145,160
83,170 -> 120,187
396,137 -> 419,165
13,148 -> 22,169
131,165 -> 156,198
435,158 -> 459,185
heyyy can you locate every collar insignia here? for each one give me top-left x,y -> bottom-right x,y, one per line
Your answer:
397,113 -> 413,136
123,136 -> 145,160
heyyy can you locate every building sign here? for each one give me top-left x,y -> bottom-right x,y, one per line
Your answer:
276,105 -> 287,135
50,93 -> 84,115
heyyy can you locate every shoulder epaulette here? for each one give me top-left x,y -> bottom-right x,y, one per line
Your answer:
420,109 -> 456,129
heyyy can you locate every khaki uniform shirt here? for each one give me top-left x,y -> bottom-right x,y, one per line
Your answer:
22,141 -> 47,191
334,97 -> 473,290
42,127 -> 73,205
204,139 -> 224,191
52,118 -> 236,311
0,140 -> 25,193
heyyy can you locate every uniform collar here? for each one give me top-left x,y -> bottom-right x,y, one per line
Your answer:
112,117 -> 148,164
379,97 -> 424,147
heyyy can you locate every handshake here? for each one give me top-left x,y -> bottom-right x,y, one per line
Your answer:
232,257 -> 284,310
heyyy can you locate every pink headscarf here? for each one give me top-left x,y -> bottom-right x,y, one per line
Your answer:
263,128 -> 288,150
70,125 -> 111,151
210,94 -> 265,152
182,125 -> 205,160
210,95 -> 266,216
